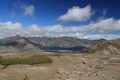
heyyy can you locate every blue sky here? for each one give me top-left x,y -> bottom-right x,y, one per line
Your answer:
0,0 -> 120,39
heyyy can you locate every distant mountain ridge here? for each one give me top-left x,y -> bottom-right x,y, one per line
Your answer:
0,35 -> 106,50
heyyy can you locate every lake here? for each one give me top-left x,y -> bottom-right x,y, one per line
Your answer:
40,46 -> 85,52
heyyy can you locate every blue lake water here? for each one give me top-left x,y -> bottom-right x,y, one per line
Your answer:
40,46 -> 85,52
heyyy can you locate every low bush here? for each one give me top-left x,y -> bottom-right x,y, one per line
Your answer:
0,55 -> 52,67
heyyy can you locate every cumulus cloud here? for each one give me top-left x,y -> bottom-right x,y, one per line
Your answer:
23,5 -> 35,16
82,18 -> 120,32
58,5 -> 93,22
0,18 -> 120,39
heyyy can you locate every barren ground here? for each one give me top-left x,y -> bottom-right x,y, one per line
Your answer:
0,50 -> 120,80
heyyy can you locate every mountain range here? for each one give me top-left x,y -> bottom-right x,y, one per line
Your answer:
0,35 -> 105,50
0,35 -> 120,55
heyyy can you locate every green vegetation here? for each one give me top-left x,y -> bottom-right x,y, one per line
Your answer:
82,61 -> 86,64
0,55 -> 52,67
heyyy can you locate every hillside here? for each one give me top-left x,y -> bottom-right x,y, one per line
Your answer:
82,39 -> 120,55
0,35 -> 37,50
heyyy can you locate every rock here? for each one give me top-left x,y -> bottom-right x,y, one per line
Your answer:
0,65 -> 5,69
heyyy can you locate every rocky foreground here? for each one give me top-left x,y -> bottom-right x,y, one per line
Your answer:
0,51 -> 119,80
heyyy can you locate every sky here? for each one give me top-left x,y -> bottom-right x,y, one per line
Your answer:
0,0 -> 120,39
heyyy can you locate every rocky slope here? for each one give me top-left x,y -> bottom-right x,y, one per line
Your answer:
82,39 -> 120,55
0,35 -> 37,50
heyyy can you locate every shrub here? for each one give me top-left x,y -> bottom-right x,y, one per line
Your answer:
82,61 -> 86,64
0,55 -> 52,67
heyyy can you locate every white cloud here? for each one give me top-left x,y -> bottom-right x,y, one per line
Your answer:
23,5 -> 35,16
11,0 -> 35,18
86,18 -> 120,32
0,22 -> 21,30
0,18 -> 120,39
58,5 -> 93,22
81,34 -> 120,40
